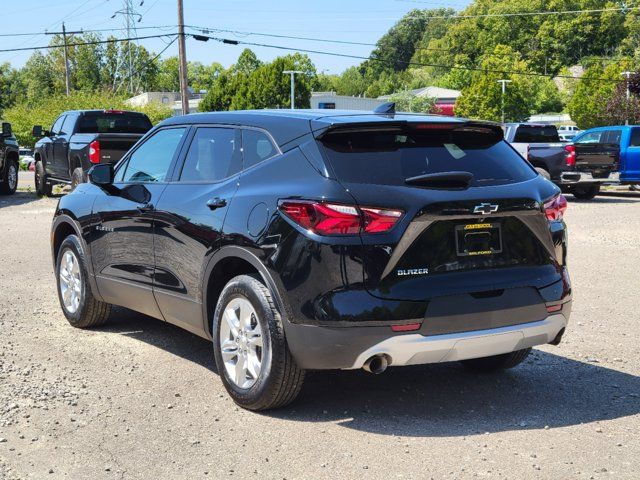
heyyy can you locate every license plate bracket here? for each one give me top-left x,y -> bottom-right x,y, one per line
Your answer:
455,222 -> 502,256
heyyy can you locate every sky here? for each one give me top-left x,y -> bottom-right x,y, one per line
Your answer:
4,0 -> 472,74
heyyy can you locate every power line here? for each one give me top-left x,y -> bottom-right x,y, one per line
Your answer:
191,34 -> 625,84
0,33 -> 177,54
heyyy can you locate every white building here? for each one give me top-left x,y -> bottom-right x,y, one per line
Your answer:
125,91 -> 205,116
310,92 -> 385,111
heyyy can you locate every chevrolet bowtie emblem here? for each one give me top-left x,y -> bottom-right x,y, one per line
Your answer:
473,203 -> 499,215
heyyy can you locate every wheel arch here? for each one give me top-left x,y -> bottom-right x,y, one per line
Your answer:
202,246 -> 290,338
51,215 -> 103,302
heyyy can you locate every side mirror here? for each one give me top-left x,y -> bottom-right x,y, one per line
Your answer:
32,125 -> 43,138
88,164 -> 114,186
1,122 -> 12,137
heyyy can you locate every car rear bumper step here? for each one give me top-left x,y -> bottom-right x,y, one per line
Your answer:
347,314 -> 568,369
560,171 -> 619,184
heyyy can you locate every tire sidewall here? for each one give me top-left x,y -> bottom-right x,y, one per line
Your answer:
71,167 -> 84,190
56,235 -> 90,326
7,161 -> 18,194
212,276 -> 279,406
35,161 -> 49,195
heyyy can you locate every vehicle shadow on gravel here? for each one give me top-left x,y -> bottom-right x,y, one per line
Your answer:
0,191 -> 60,208
566,196 -> 640,204
274,350 -> 640,436
98,311 -> 639,437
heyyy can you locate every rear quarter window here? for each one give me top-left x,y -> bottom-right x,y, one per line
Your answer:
76,113 -> 152,134
319,125 -> 537,187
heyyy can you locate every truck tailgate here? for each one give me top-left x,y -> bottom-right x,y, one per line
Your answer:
528,143 -> 566,166
95,133 -> 143,164
574,143 -> 619,176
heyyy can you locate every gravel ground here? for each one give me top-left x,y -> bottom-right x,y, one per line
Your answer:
1,174 -> 639,479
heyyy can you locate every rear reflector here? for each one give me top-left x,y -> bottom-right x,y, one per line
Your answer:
544,194 -> 567,221
391,323 -> 421,332
279,200 -> 402,236
88,140 -> 101,164
546,304 -> 563,313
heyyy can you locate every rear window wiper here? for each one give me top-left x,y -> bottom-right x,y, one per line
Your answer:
404,171 -> 474,189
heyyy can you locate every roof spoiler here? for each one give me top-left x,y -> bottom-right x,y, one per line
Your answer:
374,102 -> 396,115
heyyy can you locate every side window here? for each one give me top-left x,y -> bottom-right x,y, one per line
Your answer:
51,116 -> 65,135
604,130 -> 622,145
120,127 -> 186,183
60,115 -> 75,135
242,129 -> 278,170
179,127 -> 241,182
630,128 -> 640,147
575,131 -> 602,144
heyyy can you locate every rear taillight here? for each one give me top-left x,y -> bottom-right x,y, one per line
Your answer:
279,201 -> 402,236
89,140 -> 100,164
565,144 -> 576,167
544,194 -> 567,221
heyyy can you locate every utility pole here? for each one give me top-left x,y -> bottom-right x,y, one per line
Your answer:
283,70 -> 304,109
497,79 -> 512,124
177,0 -> 190,114
62,23 -> 71,96
46,24 -> 82,95
621,71 -> 636,125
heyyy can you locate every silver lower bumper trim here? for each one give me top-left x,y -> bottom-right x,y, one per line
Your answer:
348,314 -> 568,369
560,171 -> 619,184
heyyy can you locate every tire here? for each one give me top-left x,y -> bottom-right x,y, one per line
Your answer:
0,159 -> 18,195
212,274 -> 305,411
70,167 -> 85,191
630,184 -> 640,192
535,167 -> 551,180
572,184 -> 600,200
461,348 -> 531,372
55,234 -> 111,328
35,160 -> 53,197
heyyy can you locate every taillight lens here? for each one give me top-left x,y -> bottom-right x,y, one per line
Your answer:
544,194 -> 568,221
279,201 -> 402,235
565,144 -> 576,167
89,140 -> 100,164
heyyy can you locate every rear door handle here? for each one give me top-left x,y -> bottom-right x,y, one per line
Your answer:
207,197 -> 227,210
137,203 -> 154,213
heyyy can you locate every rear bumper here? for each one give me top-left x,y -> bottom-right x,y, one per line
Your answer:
347,314 -> 567,369
284,308 -> 570,370
560,171 -> 619,184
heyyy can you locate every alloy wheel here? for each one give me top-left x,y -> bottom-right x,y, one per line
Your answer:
8,163 -> 17,191
219,297 -> 264,389
59,250 -> 82,314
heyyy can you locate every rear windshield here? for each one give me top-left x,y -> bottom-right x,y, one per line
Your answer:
513,125 -> 559,143
319,125 -> 536,187
76,112 -> 152,134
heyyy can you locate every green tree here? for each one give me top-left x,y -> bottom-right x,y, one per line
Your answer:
154,56 -> 180,91
455,45 -> 532,122
233,49 -> 262,75
388,90 -> 436,113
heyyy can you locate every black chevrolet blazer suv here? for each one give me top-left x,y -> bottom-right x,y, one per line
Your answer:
51,109 -> 572,410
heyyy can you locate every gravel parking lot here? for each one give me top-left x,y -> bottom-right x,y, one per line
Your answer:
1,173 -> 639,479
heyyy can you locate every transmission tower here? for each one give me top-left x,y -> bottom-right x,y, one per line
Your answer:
112,0 -> 143,93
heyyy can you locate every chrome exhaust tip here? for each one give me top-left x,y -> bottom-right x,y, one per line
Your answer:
363,354 -> 389,374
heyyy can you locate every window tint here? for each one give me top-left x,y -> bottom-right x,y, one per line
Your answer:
60,115 -> 75,134
51,116 -> 65,135
575,131 -> 602,144
242,129 -> 278,169
120,128 -> 185,183
320,125 -> 536,187
180,127 -> 241,182
76,112 -> 152,134
512,125 -> 560,143
630,128 -> 640,147
605,130 -> 622,145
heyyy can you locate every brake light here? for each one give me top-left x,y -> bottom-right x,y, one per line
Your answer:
544,194 -> 567,221
104,109 -> 125,114
279,201 -> 402,235
391,322 -> 421,332
565,144 -> 576,167
89,140 -> 100,164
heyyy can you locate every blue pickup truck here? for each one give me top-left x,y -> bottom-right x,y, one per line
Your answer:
561,125 -> 640,199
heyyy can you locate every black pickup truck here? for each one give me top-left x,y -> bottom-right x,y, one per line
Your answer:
33,110 -> 152,196
0,122 -> 20,196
